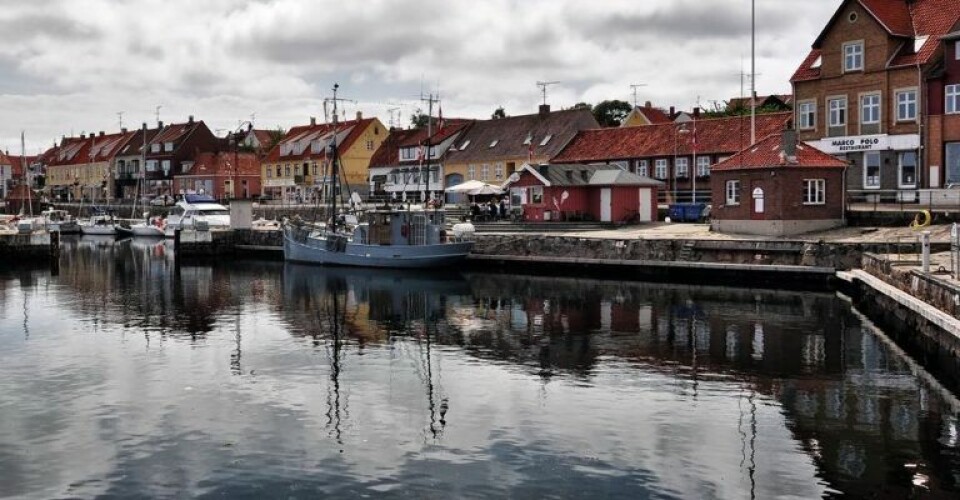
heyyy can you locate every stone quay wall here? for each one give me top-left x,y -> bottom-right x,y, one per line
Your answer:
862,253 -> 960,319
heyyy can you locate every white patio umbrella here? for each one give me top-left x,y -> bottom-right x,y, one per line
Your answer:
468,184 -> 504,196
444,180 -> 487,193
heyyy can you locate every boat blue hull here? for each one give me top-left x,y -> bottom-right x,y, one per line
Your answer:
283,230 -> 473,269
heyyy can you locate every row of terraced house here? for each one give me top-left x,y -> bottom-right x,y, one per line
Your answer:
5,0 -> 959,211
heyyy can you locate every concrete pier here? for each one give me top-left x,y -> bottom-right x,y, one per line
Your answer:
0,231 -> 58,262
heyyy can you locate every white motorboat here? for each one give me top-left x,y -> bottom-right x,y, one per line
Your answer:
130,220 -> 166,237
80,211 -> 119,236
164,194 -> 230,237
40,209 -> 80,234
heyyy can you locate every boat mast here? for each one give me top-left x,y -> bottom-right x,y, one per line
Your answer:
329,83 -> 340,230
21,131 -> 31,217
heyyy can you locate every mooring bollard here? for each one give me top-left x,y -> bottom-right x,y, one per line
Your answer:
921,230 -> 931,273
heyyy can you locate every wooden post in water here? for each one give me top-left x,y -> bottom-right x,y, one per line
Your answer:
49,231 -> 60,276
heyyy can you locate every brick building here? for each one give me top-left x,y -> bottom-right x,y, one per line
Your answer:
552,112 -> 790,203
711,130 -> 848,236
927,31 -> 960,185
791,0 -> 960,201
144,117 -> 219,199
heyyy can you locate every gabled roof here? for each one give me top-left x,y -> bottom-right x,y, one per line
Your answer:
116,127 -> 162,158
369,121 -> 473,169
553,112 -> 791,163
712,133 -> 848,172
445,107 -> 599,164
0,152 -> 36,177
185,151 -> 261,177
151,121 -> 202,146
622,105 -> 673,126
795,0 -> 960,82
522,163 -> 663,187
263,118 -> 379,164
726,94 -> 793,111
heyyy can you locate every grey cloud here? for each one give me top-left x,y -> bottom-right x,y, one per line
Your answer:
0,14 -> 101,41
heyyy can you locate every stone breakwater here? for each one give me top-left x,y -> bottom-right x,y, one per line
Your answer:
469,234 -> 935,271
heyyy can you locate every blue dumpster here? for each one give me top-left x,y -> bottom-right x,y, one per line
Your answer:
668,203 -> 707,222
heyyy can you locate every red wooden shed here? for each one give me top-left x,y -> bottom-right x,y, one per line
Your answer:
508,163 -> 663,223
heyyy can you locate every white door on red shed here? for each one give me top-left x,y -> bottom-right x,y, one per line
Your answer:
600,188 -> 612,222
638,188 -> 652,222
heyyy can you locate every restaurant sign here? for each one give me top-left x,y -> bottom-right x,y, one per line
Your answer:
809,134 -> 920,154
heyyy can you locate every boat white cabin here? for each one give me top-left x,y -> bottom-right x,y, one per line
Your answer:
164,194 -> 231,237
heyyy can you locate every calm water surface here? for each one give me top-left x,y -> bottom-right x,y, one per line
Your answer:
1,236 -> 959,499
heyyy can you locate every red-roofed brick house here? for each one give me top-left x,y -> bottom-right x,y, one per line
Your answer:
175,151 -> 261,200
791,0 -> 960,201
553,112 -> 790,204
144,116 -> 219,198
46,130 -> 137,202
710,130 -> 848,236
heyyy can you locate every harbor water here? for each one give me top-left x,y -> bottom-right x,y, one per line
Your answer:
1,236 -> 959,498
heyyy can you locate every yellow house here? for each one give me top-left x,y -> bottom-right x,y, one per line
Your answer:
442,106 -> 599,190
261,114 -> 385,201
45,131 -> 135,201
620,103 -> 674,127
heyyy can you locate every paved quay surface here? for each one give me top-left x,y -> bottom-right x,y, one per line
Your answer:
480,221 -> 955,243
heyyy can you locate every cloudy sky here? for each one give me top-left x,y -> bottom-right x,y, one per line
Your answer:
0,0 -> 838,154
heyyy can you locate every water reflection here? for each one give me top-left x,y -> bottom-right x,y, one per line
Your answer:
0,238 -> 958,498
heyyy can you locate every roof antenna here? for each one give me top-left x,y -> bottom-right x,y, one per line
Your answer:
117,111 -> 124,130
536,81 -> 561,106
629,84 -> 647,107
155,105 -> 162,127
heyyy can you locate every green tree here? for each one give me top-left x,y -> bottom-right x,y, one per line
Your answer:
410,109 -> 430,128
592,100 -> 632,127
491,107 -> 507,119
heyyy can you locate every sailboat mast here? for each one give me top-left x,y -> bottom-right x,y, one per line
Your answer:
21,131 -> 32,217
330,83 -> 340,228
425,96 -> 432,204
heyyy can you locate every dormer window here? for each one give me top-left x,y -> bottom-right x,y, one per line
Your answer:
539,135 -> 552,146
459,140 -> 471,151
914,36 -> 929,54
150,143 -> 160,153
811,55 -> 822,69
843,41 -> 863,72
164,142 -> 174,152
522,135 -> 532,145
489,140 -> 499,148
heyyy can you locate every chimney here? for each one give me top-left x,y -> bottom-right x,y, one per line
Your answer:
539,104 -> 550,118
121,127 -> 128,134
669,106 -> 676,117
310,116 -> 316,126
356,111 -> 363,121
644,101 -> 652,108
783,127 -> 797,158
247,123 -> 253,132
99,131 -> 105,137
158,121 -> 164,128
142,122 -> 147,131
188,115 -> 194,124
693,107 -> 700,119
80,134 -> 86,139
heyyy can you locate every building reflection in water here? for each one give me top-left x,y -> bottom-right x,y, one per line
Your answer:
2,241 -> 959,498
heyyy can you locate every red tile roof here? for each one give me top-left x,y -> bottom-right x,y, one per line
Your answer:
186,151 -> 261,177
712,133 -> 848,172
368,121 -> 473,169
628,105 -> 673,125
553,112 -> 791,163
796,0 -> 960,81
0,152 -> 36,177
262,118 -> 378,164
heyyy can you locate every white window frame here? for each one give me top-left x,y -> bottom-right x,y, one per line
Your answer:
696,156 -> 711,177
163,142 -> 174,152
675,157 -> 689,178
895,89 -> 918,122
530,185 -> 543,204
843,41 -> 864,72
725,180 -> 740,205
828,97 -> 847,127
947,84 -> 960,115
636,159 -> 649,177
480,164 -> 490,180
803,179 -> 825,205
860,93 -> 880,125
899,151 -> 918,188
467,165 -> 476,180
654,159 -> 668,180
955,41 -> 960,61
863,152 -> 881,189
150,143 -> 160,153
495,163 -> 504,181
798,101 -> 816,130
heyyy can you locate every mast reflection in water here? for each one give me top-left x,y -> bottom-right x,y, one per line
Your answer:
0,237 -> 958,498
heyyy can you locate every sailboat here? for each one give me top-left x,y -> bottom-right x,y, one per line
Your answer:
124,130 -> 165,237
282,84 -> 474,269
